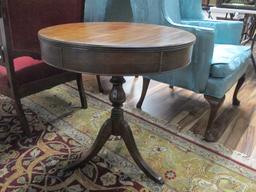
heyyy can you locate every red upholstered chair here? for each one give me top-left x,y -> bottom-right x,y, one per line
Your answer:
0,0 -> 96,135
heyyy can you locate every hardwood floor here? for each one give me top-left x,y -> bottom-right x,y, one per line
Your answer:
82,61 -> 256,158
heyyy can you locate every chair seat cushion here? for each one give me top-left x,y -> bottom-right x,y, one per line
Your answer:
0,56 -> 65,90
210,44 -> 251,78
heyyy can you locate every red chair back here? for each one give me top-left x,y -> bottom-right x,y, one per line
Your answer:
2,0 -> 84,54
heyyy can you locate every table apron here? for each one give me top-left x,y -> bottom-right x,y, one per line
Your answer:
40,41 -> 193,75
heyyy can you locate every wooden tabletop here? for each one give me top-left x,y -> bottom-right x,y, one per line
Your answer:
38,22 -> 195,75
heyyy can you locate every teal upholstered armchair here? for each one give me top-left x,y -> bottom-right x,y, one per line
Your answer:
83,0 -> 251,142
134,0 -> 251,142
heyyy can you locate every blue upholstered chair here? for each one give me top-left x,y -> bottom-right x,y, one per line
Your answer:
133,0 -> 251,142
83,0 -> 251,142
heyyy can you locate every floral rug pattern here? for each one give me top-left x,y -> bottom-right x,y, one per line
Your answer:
70,81 -> 256,182
0,84 -> 256,191
0,97 -> 146,191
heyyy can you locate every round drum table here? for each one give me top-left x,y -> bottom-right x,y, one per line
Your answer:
38,22 -> 195,184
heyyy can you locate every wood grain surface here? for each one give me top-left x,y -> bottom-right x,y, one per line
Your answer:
38,22 -> 195,75
39,22 -> 195,50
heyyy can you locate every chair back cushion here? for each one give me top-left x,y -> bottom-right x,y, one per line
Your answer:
84,0 -> 165,25
162,0 -> 182,23
179,0 -> 205,20
130,0 -> 165,24
84,0 -> 108,22
84,0 -> 133,22
4,0 -> 84,53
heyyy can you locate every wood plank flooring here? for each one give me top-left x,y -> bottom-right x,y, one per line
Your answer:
82,60 -> 256,158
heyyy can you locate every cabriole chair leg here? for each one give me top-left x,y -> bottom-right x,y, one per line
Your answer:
136,78 -> 150,109
233,74 -> 246,106
76,74 -> 87,109
251,54 -> 256,73
204,95 -> 225,142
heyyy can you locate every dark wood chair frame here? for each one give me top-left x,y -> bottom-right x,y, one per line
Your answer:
0,0 -> 101,136
250,31 -> 256,72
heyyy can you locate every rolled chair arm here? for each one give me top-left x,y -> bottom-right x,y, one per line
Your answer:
181,20 -> 243,45
162,16 -> 215,92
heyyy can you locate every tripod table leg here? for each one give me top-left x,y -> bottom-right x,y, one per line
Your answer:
65,119 -> 112,170
121,121 -> 164,184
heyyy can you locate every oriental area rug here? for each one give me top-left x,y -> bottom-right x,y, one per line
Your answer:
0,84 -> 255,192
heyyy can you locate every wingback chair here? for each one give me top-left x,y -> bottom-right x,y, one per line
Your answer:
0,0 -> 90,136
133,0 -> 251,142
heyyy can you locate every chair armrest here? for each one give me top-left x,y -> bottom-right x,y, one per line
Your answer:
163,17 -> 215,92
181,20 -> 243,45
